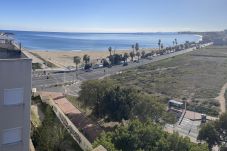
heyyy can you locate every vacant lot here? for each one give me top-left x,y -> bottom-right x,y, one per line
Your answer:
112,46 -> 227,116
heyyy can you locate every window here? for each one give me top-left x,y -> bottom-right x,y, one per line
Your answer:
2,127 -> 22,145
4,88 -> 24,105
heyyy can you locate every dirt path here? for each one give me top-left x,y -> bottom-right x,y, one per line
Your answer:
215,83 -> 227,114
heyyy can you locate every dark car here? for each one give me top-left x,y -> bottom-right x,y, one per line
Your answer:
85,68 -> 93,72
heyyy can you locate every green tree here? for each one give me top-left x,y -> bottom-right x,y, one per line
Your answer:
73,56 -> 81,70
101,86 -> 138,121
133,94 -> 166,123
32,106 -> 77,151
197,122 -> 220,150
93,132 -> 117,151
129,51 -> 135,61
83,54 -> 90,65
78,79 -> 116,116
215,113 -> 227,142
94,119 -> 209,151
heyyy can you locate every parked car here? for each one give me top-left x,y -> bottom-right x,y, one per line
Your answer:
85,68 -> 93,72
93,64 -> 103,69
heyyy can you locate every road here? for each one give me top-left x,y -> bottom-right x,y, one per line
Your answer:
32,43 -> 212,95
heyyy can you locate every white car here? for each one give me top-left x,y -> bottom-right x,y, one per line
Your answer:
93,64 -> 103,69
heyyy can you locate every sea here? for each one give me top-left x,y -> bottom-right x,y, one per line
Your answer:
1,30 -> 202,51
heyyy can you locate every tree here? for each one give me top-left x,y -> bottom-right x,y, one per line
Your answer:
109,54 -> 122,65
101,86 -> 138,121
161,43 -> 164,49
108,46 -> 112,56
175,38 -> 178,45
83,54 -> 90,65
93,132 -> 117,151
129,51 -> 135,61
132,44 -> 135,53
133,94 -> 166,123
136,51 -> 140,60
73,56 -> 81,70
123,52 -> 129,63
135,43 -> 139,52
32,105 -> 76,151
78,79 -> 116,111
94,119 -> 209,151
141,50 -> 146,58
214,113 -> 227,142
158,39 -> 161,50
197,122 -> 220,150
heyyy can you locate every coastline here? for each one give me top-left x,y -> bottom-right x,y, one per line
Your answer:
29,47 -> 158,68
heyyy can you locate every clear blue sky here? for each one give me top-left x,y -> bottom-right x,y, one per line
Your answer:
0,0 -> 226,32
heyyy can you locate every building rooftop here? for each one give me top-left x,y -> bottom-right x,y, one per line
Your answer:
0,48 -> 27,59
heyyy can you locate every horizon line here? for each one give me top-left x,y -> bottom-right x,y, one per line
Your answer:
0,28 -> 225,34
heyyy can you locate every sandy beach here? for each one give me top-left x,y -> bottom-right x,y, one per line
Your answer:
31,48 -> 158,68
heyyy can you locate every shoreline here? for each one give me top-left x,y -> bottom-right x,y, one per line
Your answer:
29,47 -> 159,68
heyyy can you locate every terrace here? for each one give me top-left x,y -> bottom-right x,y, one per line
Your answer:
0,48 -> 26,59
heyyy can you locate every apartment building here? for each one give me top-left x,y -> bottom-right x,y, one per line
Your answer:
0,42 -> 31,151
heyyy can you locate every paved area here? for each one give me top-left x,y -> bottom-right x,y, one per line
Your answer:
184,110 -> 218,121
165,117 -> 200,143
165,109 -> 217,143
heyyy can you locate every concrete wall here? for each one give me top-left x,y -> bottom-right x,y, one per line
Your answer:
0,58 -> 32,151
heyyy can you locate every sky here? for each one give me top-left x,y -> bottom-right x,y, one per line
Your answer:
0,0 -> 227,32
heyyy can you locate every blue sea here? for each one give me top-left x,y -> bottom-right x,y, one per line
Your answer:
1,30 -> 202,51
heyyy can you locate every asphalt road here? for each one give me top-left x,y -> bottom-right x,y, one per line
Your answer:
32,43 -> 212,94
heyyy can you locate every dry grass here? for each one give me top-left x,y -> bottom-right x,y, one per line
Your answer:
112,46 -> 227,116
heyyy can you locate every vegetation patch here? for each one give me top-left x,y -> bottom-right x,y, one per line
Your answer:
31,99 -> 82,151
77,79 -> 174,124
112,46 -> 227,116
94,119 -> 209,151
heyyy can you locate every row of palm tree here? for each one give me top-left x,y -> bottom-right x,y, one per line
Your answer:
158,38 -> 178,50
73,54 -> 90,70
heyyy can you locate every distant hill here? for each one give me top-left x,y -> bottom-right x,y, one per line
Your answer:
179,30 -> 227,45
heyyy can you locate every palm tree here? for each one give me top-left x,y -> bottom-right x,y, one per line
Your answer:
108,46 -> 112,56
83,54 -> 90,65
161,43 -> 164,50
136,51 -> 140,60
129,51 -> 135,61
123,52 -> 129,63
132,44 -> 135,53
73,56 -> 81,70
158,39 -> 161,50
135,43 -> 139,52
175,38 -> 178,45
141,50 -> 146,58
